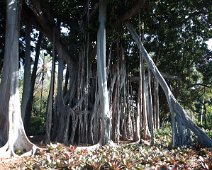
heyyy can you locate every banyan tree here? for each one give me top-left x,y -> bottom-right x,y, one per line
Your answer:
0,0 -> 211,157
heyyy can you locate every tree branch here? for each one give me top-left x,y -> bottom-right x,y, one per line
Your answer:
22,1 -> 77,66
120,0 -> 146,22
188,83 -> 211,89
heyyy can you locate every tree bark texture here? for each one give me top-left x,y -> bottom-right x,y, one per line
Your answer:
21,20 -> 32,122
0,0 -> 35,157
24,32 -> 42,134
45,30 -> 56,143
153,78 -> 160,129
147,70 -> 155,145
97,0 -> 111,145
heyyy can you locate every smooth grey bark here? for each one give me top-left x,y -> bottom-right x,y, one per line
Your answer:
97,0 -> 111,145
153,79 -> 160,129
45,30 -> 56,143
0,0 -> 34,157
198,97 -> 204,125
55,60 -> 65,141
24,32 -> 42,134
85,0 -> 90,113
126,22 -> 212,147
21,21 -> 32,121
147,70 -> 155,144
54,59 -> 74,144
137,58 -> 143,141
137,19 -> 150,141
111,45 -> 126,142
142,76 -> 151,140
118,46 -> 126,142
91,90 -> 100,144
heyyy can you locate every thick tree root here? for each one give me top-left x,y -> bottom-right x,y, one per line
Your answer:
75,141 -> 118,152
0,141 -> 38,158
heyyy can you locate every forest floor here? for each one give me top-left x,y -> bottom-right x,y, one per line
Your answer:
0,136 -> 211,169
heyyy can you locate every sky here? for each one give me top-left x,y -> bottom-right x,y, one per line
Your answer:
206,39 -> 212,50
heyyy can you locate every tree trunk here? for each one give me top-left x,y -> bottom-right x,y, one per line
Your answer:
55,60 -> 67,143
141,63 -> 150,140
45,30 -> 56,143
21,20 -> 32,122
24,32 -> 42,134
147,70 -> 155,145
126,22 -> 212,147
153,78 -> 160,129
97,0 -> 111,145
137,54 -> 142,141
0,0 -> 35,157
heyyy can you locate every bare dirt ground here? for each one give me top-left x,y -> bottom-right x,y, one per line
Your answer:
0,157 -> 26,170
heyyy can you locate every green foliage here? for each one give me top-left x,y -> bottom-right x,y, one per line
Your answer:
155,125 -> 172,148
28,95 -> 46,135
205,129 -> 212,139
28,113 -> 45,135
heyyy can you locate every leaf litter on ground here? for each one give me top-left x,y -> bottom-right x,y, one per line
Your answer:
4,142 -> 208,170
